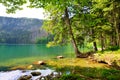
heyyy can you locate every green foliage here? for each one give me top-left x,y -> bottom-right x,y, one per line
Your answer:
43,19 -> 70,47
0,0 -> 27,13
101,69 -> 120,80
36,37 -> 48,44
107,46 -> 119,51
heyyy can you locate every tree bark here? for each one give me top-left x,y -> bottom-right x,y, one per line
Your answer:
113,2 -> 120,47
100,33 -> 104,51
93,41 -> 98,51
64,8 -> 82,57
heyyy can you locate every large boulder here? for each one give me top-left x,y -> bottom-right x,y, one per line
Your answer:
31,71 -> 41,76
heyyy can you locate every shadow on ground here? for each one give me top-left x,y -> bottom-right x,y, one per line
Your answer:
54,66 -> 120,80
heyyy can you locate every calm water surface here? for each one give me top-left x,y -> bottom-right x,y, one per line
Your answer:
0,44 -> 73,62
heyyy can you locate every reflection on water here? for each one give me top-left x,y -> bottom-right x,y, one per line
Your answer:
0,44 -> 73,62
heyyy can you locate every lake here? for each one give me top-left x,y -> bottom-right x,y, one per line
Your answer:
0,44 -> 74,66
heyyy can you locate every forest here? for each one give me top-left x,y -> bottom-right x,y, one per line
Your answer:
0,16 -> 48,44
43,0 -> 120,56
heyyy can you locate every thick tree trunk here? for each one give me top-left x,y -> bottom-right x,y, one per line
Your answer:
114,20 -> 120,47
113,2 -> 120,47
64,8 -> 82,57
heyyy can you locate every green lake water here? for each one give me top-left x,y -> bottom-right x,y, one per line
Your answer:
0,44 -> 74,66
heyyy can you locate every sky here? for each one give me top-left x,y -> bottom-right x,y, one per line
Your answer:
0,4 -> 46,19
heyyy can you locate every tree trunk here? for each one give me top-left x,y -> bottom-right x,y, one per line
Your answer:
93,41 -> 98,51
91,28 -> 98,51
104,35 -> 107,49
110,28 -> 117,46
113,2 -> 120,47
64,8 -> 82,57
114,19 -> 120,47
100,33 -> 104,51
118,23 -> 120,47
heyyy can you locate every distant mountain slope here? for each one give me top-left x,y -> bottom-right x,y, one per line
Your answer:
0,16 -> 47,44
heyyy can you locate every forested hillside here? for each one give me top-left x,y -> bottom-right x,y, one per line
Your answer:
0,16 -> 47,44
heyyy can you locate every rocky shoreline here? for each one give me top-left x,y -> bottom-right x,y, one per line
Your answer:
0,68 -> 61,80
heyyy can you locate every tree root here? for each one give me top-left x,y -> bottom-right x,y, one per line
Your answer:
76,51 -> 95,58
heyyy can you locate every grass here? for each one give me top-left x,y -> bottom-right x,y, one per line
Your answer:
46,58 -> 108,69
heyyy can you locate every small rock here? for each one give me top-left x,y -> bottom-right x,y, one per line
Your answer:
57,56 -> 64,59
27,65 -> 33,69
38,76 -> 46,80
18,75 -> 32,80
31,71 -> 41,76
21,70 -> 26,73
33,61 -> 46,65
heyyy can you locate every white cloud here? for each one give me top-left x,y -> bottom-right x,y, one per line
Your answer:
0,4 -> 46,19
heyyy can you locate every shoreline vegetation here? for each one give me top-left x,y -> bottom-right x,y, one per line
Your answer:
1,49 -> 120,80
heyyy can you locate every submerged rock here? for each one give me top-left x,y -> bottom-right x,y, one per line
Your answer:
31,71 -> 41,76
57,56 -> 64,59
18,75 -> 32,80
